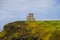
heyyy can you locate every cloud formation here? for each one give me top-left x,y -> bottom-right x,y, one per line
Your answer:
0,0 -> 57,11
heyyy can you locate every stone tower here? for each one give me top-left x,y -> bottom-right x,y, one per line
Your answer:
27,13 -> 35,21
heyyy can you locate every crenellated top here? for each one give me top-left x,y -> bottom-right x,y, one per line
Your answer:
27,13 -> 35,21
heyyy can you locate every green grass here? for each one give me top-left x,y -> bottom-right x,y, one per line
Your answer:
0,20 -> 60,40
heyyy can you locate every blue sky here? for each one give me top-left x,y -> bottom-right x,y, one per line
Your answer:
0,0 -> 60,31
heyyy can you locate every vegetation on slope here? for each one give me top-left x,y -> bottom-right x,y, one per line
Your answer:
0,21 -> 60,40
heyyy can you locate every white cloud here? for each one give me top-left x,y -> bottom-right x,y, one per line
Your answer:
0,10 -> 14,21
0,0 -> 59,17
0,10 -> 7,14
0,0 -> 56,12
0,0 -> 60,20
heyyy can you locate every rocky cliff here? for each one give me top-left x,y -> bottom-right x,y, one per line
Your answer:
0,21 -> 60,40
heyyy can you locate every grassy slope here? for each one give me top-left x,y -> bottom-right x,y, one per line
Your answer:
0,20 -> 60,40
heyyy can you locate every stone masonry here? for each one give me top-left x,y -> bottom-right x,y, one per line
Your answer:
27,13 -> 35,21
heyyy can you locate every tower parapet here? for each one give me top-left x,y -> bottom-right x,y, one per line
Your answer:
27,13 -> 35,21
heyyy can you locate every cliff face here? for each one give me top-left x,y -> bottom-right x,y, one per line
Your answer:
0,21 -> 60,40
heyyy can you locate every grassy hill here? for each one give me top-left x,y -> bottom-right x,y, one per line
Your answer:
0,20 -> 60,40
